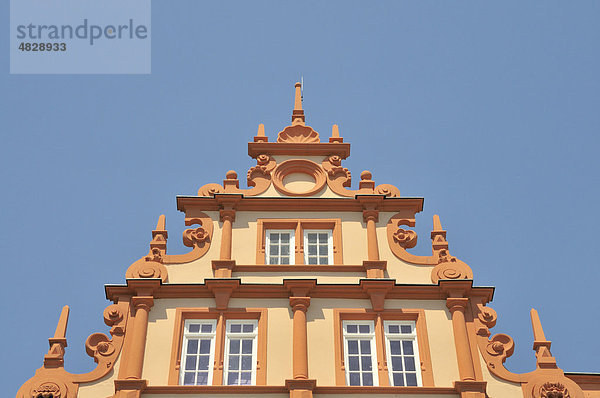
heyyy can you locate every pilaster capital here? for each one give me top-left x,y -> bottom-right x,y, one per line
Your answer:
289,297 -> 311,313
362,209 -> 379,223
131,296 -> 154,312
446,297 -> 469,313
284,279 -> 316,297
219,209 -> 236,223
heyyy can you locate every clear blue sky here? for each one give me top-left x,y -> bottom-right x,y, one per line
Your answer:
2,1 -> 599,394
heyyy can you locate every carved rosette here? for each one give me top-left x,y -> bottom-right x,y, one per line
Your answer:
182,226 -> 210,247
430,250 -> 473,283
524,376 -> 584,398
393,228 -> 417,249
30,381 -> 66,398
125,258 -> 168,282
540,382 -> 571,398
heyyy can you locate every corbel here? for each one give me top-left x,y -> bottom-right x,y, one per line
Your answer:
360,279 -> 395,311
205,279 -> 240,310
284,279 -> 317,298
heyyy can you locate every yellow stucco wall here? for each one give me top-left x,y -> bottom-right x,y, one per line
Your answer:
478,352 -> 523,397
77,352 -> 121,398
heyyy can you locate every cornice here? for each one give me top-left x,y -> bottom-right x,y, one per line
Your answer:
105,278 -> 494,302
177,195 -> 424,214
248,141 -> 351,158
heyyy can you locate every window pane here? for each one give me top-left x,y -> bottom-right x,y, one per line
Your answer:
348,340 -> 358,354
281,245 -> 290,255
406,373 -> 418,386
318,233 -> 328,242
319,245 -> 328,255
347,325 -> 358,333
307,233 -> 317,243
281,233 -> 289,243
270,233 -> 279,243
280,257 -> 289,264
200,324 -> 212,333
231,324 -> 242,333
358,324 -> 370,333
362,372 -> 373,386
269,245 -> 279,255
404,356 -> 416,371
243,324 -> 254,333
241,372 -> 252,385
198,355 -> 210,370
269,256 -> 278,264
319,256 -> 328,264
360,340 -> 371,354
349,372 -> 360,386
361,355 -> 372,371
241,355 -> 252,370
393,372 -> 404,386
228,356 -> 239,370
185,356 -> 197,370
229,339 -> 240,354
308,245 -> 317,255
400,325 -> 412,334
196,372 -> 209,385
187,339 -> 198,354
389,340 -> 401,355
308,257 -> 317,264
242,339 -> 253,354
388,325 -> 400,334
227,372 -> 239,385
199,339 -> 211,354
402,340 -> 414,355
348,356 -> 359,371
183,372 -> 195,385
189,324 -> 200,333
391,356 -> 403,371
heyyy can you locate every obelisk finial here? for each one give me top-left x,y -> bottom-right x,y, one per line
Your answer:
292,82 -> 305,126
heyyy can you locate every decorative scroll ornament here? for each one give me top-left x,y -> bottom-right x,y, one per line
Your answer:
430,251 -> 474,284
17,302 -> 130,398
182,226 -> 209,246
126,258 -> 168,282
198,155 -> 276,197
471,301 -> 585,398
277,124 -> 320,143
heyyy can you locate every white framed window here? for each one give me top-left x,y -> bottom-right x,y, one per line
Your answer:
342,321 -> 378,386
265,229 -> 295,265
223,320 -> 258,385
303,230 -> 333,265
179,319 -> 217,385
384,321 -> 421,387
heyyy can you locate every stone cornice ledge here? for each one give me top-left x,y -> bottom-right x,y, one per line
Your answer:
143,385 -> 458,394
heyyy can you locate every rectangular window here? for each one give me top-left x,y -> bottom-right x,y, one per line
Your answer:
304,230 -> 333,265
384,321 -> 421,387
265,229 -> 294,265
179,319 -> 217,386
223,320 -> 258,385
342,321 -> 378,386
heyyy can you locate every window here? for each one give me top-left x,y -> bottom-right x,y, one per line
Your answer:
304,230 -> 333,265
169,308 -> 267,386
179,320 -> 217,385
256,219 -> 342,265
265,230 -> 294,265
384,321 -> 421,387
342,321 -> 378,386
334,309 -> 434,387
223,320 -> 258,385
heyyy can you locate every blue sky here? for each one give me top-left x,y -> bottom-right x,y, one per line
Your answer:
2,1 -> 599,394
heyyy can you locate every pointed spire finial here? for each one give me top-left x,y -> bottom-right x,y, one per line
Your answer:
433,215 -> 443,231
254,123 -> 268,142
292,82 -> 305,126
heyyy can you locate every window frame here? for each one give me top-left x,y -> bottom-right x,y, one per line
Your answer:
333,309 -> 434,387
341,320 -> 379,386
265,229 -> 295,265
383,320 -> 422,387
169,308 -> 268,386
303,229 -> 334,265
179,319 -> 218,385
223,319 -> 259,385
256,219 -> 342,265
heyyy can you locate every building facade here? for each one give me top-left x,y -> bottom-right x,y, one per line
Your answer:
18,83 -> 599,398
